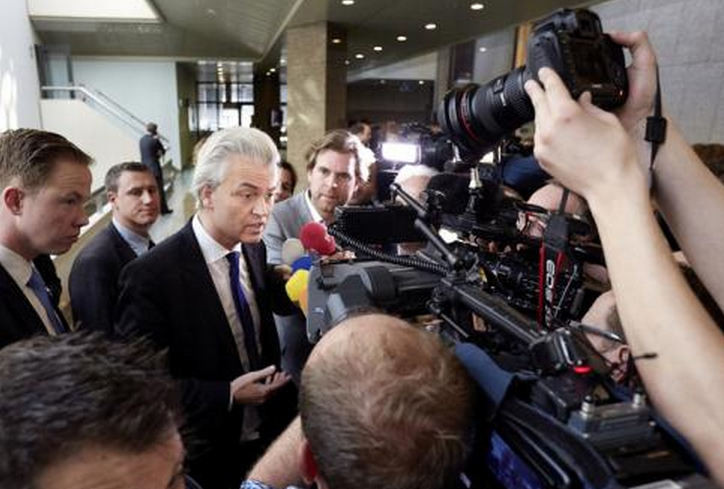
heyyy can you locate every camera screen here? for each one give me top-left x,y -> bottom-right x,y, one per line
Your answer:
487,431 -> 545,489
569,39 -> 609,85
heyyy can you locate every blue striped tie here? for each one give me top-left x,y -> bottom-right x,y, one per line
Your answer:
226,251 -> 261,370
27,267 -> 66,334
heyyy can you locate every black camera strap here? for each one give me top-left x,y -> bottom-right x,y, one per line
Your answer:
645,65 -> 667,178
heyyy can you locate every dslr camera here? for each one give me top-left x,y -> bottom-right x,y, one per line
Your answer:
440,8 -> 628,157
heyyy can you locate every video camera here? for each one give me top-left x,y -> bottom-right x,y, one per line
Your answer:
301,7 -> 714,489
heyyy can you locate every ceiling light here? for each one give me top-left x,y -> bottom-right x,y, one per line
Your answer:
425,23 -> 437,30
380,79 -> 386,84
373,46 -> 383,52
479,46 -> 487,53
332,38 -> 342,44
396,35 -> 407,42
355,53 -> 365,59
269,67 -> 276,73
419,80 -> 425,85
27,0 -> 160,21
341,0 -> 355,5
344,60 -> 350,65
470,3 -> 484,10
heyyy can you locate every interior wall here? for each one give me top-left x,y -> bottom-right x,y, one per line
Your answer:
72,59 -> 182,168
347,81 -> 434,125
41,99 -> 138,193
0,0 -> 42,130
593,0 -> 724,144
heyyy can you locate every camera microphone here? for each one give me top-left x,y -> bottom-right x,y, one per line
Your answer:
281,237 -> 313,271
300,222 -> 337,256
281,238 -> 305,265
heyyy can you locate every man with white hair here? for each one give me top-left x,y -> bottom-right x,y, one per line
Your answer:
116,127 -> 295,489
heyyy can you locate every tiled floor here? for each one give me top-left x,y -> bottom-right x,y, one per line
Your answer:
149,170 -> 196,244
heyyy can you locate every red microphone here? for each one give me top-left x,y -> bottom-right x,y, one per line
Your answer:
300,222 -> 337,256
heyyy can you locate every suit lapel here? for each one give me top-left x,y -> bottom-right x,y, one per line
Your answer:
0,263 -> 48,337
295,192 -> 314,232
179,221 -> 245,370
108,224 -> 139,263
242,243 -> 264,296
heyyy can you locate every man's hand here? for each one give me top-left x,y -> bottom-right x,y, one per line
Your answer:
273,264 -> 293,282
524,68 -> 644,205
231,365 -> 291,405
610,31 -> 658,133
321,250 -> 355,262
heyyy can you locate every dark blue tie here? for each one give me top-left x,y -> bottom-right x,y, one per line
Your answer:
27,267 -> 66,334
226,251 -> 261,370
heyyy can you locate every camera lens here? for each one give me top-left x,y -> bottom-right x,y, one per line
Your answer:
440,67 -> 535,157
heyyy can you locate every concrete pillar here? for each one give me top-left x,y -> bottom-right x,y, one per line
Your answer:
286,22 -> 347,188
434,47 -> 452,114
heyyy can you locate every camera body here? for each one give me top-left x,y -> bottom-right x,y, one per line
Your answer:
527,8 -> 628,108
441,8 -> 628,157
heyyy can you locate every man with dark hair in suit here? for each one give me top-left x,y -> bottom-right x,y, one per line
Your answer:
69,162 -> 160,333
263,129 -> 361,383
0,333 -> 187,489
0,129 -> 92,348
116,126 -> 295,489
140,122 -> 172,214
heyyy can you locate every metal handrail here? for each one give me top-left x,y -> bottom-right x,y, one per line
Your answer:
40,85 -> 170,145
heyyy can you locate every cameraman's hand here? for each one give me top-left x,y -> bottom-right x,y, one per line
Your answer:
524,68 -> 645,204
609,31 -> 658,133
231,365 -> 291,405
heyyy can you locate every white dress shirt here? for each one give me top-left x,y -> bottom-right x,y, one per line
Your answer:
304,189 -> 325,223
191,215 -> 262,370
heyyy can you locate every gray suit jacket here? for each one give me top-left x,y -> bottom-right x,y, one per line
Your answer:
263,191 -> 313,265
262,191 -> 314,383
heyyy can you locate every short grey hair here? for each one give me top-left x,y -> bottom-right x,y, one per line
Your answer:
191,127 -> 280,206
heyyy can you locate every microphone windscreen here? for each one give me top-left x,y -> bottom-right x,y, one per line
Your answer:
285,269 -> 309,303
425,173 -> 470,215
298,283 -> 309,316
291,255 -> 313,272
281,238 -> 305,265
300,222 -> 337,255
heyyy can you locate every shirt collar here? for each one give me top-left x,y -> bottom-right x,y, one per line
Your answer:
112,218 -> 151,256
192,214 -> 241,265
0,243 -> 33,287
304,189 -> 325,223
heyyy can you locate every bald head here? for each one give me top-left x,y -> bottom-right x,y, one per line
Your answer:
306,314 -> 409,364
300,314 -> 474,489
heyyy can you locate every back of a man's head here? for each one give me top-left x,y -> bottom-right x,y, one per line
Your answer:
0,333 -> 181,489
0,128 -> 91,191
300,314 -> 475,489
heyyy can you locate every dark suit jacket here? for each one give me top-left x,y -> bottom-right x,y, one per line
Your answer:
0,254 -> 68,349
115,220 -> 295,489
139,133 -> 165,176
69,223 -> 137,334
